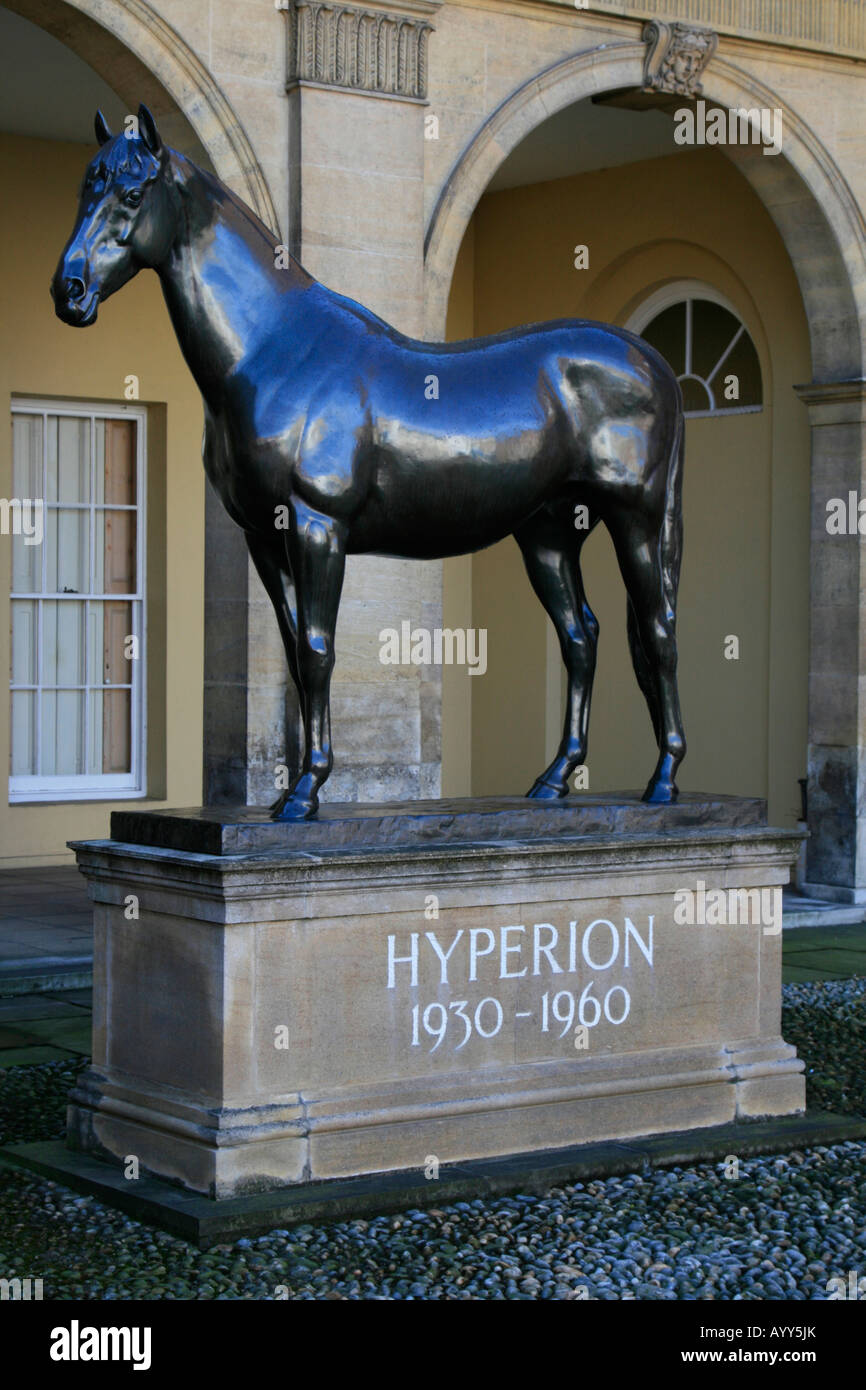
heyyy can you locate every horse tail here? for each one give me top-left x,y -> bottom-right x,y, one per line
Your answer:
660,406 -> 684,624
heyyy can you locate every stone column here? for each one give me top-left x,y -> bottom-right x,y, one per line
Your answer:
282,0 -> 443,803
796,380 -> 866,900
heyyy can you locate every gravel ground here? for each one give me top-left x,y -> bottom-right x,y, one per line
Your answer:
0,977 -> 863,1301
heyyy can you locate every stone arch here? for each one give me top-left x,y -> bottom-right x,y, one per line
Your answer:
424,40 -> 865,383
4,0 -> 280,233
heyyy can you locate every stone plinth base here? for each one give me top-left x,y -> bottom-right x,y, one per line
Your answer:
68,795 -> 806,1200
12,1111 -> 866,1247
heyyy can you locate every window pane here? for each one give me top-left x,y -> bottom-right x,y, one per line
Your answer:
47,415 -> 90,504
46,508 -> 89,594
41,689 -> 85,775
97,600 -> 133,685
104,419 -> 136,505
94,419 -> 104,505
11,691 -> 37,775
95,510 -> 136,594
96,688 -> 131,774
11,519 -> 42,593
87,604 -> 101,688
42,600 -> 86,685
11,600 -> 37,684
709,330 -> 763,409
639,303 -> 686,377
680,376 -> 713,413
638,296 -> 763,416
690,300 -> 743,381
11,416 -> 43,592
12,413 -> 42,497
686,300 -> 739,383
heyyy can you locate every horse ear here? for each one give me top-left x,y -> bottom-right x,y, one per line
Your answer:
138,103 -> 163,158
94,110 -> 112,146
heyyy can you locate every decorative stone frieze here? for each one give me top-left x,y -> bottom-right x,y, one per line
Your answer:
285,1 -> 439,100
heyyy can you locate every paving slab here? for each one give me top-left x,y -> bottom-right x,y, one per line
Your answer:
31,917 -> 93,931
0,866 -> 93,994
0,1025 -> 42,1047
0,996 -> 91,1021
784,948 -> 866,972
0,1045 -> 81,1067
43,989 -> 92,1008
22,1016 -> 92,1052
784,923 -> 866,949
0,960 -> 93,996
1,927 -> 94,951
0,941 -> 49,959
782,963 -> 849,983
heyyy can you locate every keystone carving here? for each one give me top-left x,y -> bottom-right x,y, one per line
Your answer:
643,20 -> 718,98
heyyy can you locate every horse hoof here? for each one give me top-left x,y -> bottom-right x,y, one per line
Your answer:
526,779 -> 568,800
270,795 -> 318,822
642,780 -> 678,804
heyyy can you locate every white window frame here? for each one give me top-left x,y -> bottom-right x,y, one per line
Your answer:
9,397 -> 147,803
626,279 -> 763,419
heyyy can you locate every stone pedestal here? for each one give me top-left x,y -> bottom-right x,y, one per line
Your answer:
67,795 -> 805,1200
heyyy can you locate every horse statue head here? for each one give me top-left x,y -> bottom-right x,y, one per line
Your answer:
52,105 -> 177,327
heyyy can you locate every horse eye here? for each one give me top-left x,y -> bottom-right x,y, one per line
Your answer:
124,189 -> 143,208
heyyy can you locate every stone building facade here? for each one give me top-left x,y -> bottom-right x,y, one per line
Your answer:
0,0 -> 864,904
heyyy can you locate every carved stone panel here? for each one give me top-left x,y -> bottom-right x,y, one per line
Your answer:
643,20 -> 718,98
286,2 -> 435,100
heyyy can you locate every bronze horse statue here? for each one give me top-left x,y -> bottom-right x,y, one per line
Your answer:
52,105 -> 686,821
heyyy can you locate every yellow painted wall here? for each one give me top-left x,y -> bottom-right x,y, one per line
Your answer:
444,147 -> 811,825
0,134 -> 205,864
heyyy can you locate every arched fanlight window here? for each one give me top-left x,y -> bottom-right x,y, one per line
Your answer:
627,281 -> 763,417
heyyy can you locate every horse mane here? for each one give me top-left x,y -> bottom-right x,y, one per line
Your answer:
88,136 -> 160,185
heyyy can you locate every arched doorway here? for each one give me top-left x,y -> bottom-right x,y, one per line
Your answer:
425,43 -> 863,370
431,46 -> 865,890
3,0 -> 278,230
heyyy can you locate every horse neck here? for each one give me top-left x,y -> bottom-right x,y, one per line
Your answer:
157,153 -> 311,400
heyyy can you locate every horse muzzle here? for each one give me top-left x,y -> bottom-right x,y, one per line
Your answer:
51,274 -> 99,326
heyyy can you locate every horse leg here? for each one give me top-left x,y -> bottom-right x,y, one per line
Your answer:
626,597 -> 661,745
245,530 -> 303,814
514,505 -> 598,799
607,508 -> 685,802
272,499 -> 346,821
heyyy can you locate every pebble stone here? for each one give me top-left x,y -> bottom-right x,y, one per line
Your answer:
0,978 -> 863,1300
